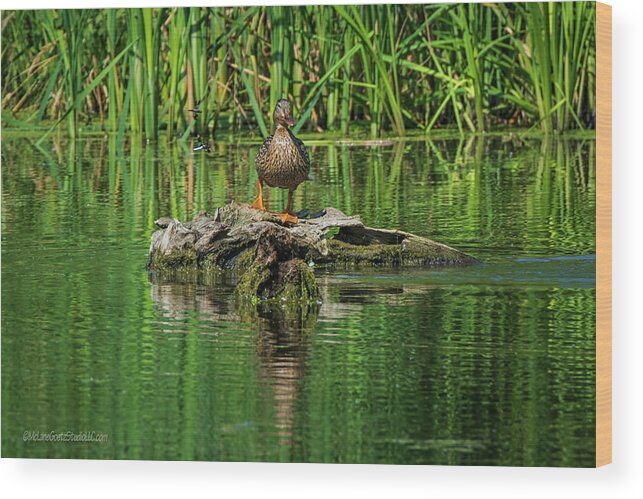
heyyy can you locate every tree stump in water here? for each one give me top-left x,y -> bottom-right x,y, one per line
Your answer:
147,202 -> 478,303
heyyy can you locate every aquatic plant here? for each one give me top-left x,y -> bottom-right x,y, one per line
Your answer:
1,3 -> 596,138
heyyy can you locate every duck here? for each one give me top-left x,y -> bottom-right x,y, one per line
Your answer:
251,99 -> 310,224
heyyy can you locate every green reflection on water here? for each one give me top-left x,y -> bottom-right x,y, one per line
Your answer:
1,134 -> 595,466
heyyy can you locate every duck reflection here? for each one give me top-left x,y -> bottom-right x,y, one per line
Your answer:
240,301 -> 319,446
148,272 -> 319,448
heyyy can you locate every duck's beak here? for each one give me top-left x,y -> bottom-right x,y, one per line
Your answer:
286,115 -> 295,127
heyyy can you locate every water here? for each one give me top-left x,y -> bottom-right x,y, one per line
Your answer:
1,134 -> 596,466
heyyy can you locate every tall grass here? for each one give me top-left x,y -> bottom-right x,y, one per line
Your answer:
1,3 -> 596,138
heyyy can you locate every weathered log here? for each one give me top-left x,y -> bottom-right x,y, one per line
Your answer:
147,202 -> 478,302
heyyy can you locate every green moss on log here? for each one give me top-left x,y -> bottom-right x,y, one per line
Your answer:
235,259 -> 319,304
148,247 -> 199,270
326,238 -> 477,267
327,239 -> 403,266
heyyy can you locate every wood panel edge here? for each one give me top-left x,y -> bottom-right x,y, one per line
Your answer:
596,1 -> 612,468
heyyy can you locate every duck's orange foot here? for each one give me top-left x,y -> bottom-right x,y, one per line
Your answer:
250,195 -> 266,211
278,212 -> 299,224
251,180 -> 266,211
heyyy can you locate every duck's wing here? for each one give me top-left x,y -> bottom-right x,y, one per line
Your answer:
255,134 -> 274,166
293,135 -> 310,168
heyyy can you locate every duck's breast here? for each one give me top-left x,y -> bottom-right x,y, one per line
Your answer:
255,127 -> 309,190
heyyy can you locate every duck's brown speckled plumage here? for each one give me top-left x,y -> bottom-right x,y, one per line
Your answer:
255,104 -> 310,191
251,99 -> 309,223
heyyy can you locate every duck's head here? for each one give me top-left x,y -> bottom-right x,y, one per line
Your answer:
274,99 -> 295,128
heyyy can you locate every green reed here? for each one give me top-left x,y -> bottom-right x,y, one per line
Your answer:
1,3 -> 596,138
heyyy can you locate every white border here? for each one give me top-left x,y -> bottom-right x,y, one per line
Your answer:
2,1 -> 642,498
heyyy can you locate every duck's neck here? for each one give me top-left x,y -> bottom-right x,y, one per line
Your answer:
272,124 -> 292,144
274,124 -> 292,137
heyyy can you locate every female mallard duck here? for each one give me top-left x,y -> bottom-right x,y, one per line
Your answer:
251,99 -> 310,224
